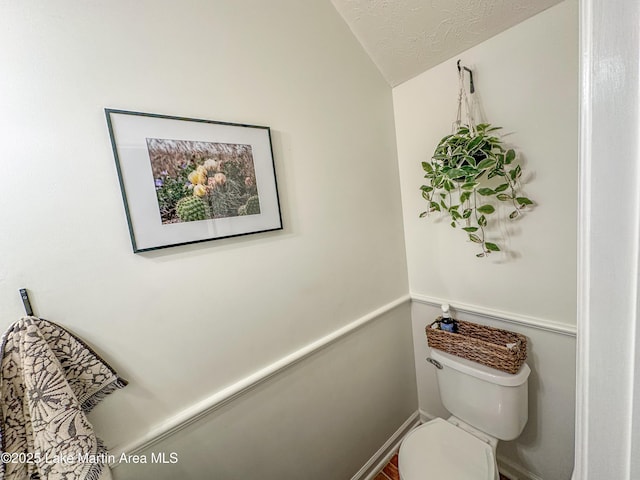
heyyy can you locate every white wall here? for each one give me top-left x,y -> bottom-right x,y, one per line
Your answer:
394,0 -> 578,327
0,0 -> 416,474
394,1 -> 578,479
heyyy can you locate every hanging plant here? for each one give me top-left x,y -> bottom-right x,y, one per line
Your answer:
419,63 -> 533,257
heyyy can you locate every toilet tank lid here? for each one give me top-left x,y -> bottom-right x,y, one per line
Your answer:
431,349 -> 530,387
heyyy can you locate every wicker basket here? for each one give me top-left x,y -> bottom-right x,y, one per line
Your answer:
426,317 -> 527,374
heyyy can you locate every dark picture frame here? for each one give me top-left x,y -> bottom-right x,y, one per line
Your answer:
105,109 -> 282,252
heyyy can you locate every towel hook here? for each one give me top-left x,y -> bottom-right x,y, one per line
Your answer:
19,288 -> 34,316
457,59 -> 475,94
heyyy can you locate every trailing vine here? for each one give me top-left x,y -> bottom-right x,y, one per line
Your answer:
419,123 -> 533,257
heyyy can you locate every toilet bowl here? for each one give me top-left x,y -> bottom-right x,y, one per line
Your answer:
398,348 -> 530,480
399,417 -> 498,480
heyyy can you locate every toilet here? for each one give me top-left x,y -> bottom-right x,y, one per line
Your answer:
399,349 -> 531,480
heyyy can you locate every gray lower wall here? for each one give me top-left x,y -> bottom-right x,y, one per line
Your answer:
112,301 -> 417,480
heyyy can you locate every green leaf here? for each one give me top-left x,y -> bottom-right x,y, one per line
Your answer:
462,226 -> 478,232
476,158 -> 496,170
420,185 -> 433,193
488,139 -> 502,150
461,166 -> 479,178
477,187 -> 495,196
462,208 -> 472,219
509,210 -> 519,219
450,221 -> 457,228
505,149 -> 516,164
419,211 -> 428,218
430,202 -> 441,212
510,164 -> 522,181
497,193 -> 511,201
485,242 -> 500,252
460,191 -> 471,203
461,182 -> 478,191
468,234 -> 482,244
478,215 -> 487,227
477,204 -> 495,214
463,155 -> 477,166
476,252 -> 486,258
467,135 -> 484,151
445,168 -> 465,179
516,197 -> 533,206
494,183 -> 509,193
421,162 -> 434,174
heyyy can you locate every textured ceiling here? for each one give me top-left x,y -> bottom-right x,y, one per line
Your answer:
331,0 -> 564,86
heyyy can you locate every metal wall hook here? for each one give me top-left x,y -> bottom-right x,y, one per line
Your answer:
19,288 -> 34,316
457,59 -> 475,94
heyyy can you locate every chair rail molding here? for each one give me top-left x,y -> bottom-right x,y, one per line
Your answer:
411,293 -> 576,336
108,294 -> 411,464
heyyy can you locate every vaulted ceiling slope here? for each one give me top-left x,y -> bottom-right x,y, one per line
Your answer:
331,0 -> 564,86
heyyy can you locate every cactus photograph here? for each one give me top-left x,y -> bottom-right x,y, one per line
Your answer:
147,138 -> 261,224
107,109 -> 282,251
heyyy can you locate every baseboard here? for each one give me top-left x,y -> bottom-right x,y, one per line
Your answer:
351,411 -> 421,480
497,455 -> 545,480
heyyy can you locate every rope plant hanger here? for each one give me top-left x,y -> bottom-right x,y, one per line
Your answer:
419,61 -> 534,257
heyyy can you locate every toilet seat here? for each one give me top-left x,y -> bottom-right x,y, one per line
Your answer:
398,418 -> 497,480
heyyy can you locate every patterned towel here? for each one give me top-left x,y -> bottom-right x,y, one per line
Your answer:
0,317 -> 127,480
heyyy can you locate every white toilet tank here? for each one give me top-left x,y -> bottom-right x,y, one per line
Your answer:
431,349 -> 530,441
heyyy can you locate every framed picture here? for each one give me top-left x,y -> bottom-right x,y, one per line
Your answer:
105,109 -> 283,252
